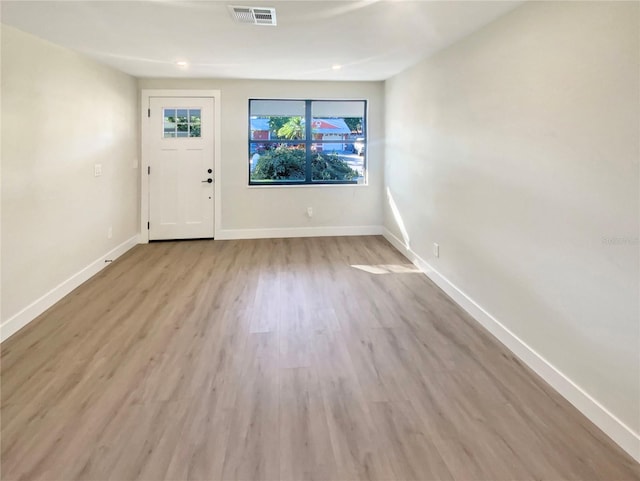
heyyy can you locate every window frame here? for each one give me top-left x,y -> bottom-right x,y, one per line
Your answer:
248,98 -> 367,186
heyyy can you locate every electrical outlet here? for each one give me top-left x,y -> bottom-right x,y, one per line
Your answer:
107,226 -> 113,239
94,164 -> 102,176
433,243 -> 439,258
307,207 -> 313,218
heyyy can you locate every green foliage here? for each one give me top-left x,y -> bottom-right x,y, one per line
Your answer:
251,146 -> 358,182
252,146 -> 305,181
343,117 -> 363,133
277,117 -> 304,140
268,117 -> 289,137
268,116 -> 305,139
190,122 -> 201,137
312,152 -> 358,181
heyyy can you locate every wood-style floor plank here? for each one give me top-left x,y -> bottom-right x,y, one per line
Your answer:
279,367 -> 337,481
1,236 -> 638,481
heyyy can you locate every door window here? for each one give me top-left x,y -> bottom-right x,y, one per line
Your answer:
163,108 -> 201,138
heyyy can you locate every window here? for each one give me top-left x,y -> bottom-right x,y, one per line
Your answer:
249,99 -> 366,185
164,108 -> 201,138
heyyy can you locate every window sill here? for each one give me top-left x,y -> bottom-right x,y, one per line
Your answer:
246,182 -> 369,189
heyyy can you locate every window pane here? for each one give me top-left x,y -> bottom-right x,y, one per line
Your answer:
250,116 -> 305,141
249,143 -> 306,183
311,143 -> 363,183
164,109 -> 176,123
163,108 -> 176,138
189,123 -> 201,137
176,109 -> 188,122
177,131 -> 188,138
189,109 -> 201,122
250,100 -> 306,141
312,101 -> 365,138
312,100 -> 365,118
311,102 -> 365,169
251,100 -> 305,116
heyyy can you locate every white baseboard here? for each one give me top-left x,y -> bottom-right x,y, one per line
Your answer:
1,235 -> 140,343
382,228 -> 640,463
216,225 -> 383,240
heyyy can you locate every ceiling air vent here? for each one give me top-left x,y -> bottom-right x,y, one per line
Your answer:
229,5 -> 277,26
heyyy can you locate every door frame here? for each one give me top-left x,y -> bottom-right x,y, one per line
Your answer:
140,89 -> 222,243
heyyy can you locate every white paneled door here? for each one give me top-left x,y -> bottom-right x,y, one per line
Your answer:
148,97 -> 215,240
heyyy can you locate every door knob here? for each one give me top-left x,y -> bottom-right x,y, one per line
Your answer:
207,169 -> 213,174
202,178 -> 213,183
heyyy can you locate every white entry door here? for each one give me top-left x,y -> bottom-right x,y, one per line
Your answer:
148,97 -> 215,240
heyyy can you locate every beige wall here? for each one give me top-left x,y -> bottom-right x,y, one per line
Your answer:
1,26 -> 139,323
384,1 -> 639,433
138,78 -> 384,233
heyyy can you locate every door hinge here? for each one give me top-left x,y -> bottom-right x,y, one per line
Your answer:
147,222 -> 150,230
147,166 -> 150,175
147,108 -> 150,118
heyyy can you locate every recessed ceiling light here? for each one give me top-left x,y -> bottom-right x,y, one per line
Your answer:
331,64 -> 342,70
176,61 -> 188,68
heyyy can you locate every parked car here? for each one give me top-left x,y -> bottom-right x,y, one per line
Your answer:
354,138 -> 365,156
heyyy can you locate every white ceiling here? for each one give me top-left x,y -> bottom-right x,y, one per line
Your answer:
1,0 -> 522,81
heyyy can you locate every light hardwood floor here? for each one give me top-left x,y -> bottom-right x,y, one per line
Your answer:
1,236 -> 638,481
